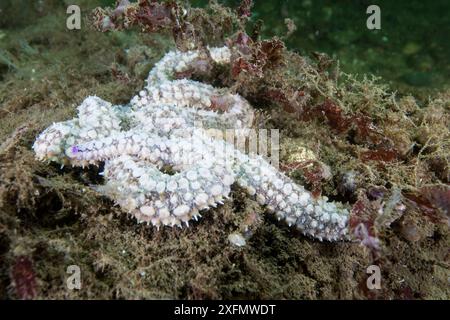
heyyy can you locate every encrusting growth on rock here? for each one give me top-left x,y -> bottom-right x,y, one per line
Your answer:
33,46 -> 349,241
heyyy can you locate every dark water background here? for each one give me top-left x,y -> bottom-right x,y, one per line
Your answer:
193,0 -> 450,94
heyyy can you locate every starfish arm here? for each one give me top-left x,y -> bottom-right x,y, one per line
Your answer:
33,96 -> 123,165
100,155 -> 235,228
65,128 -> 205,165
235,153 -> 349,241
132,79 -> 254,131
145,46 -> 231,87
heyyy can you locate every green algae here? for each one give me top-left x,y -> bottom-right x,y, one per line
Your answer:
0,1 -> 448,300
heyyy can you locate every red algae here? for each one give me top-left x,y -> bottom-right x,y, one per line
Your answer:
10,256 -> 38,300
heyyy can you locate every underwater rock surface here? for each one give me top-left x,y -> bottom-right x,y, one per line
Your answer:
0,0 -> 448,299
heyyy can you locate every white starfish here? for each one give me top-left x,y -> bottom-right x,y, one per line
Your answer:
33,46 -> 349,241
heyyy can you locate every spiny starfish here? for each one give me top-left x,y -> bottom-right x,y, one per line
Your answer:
33,46 -> 349,241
